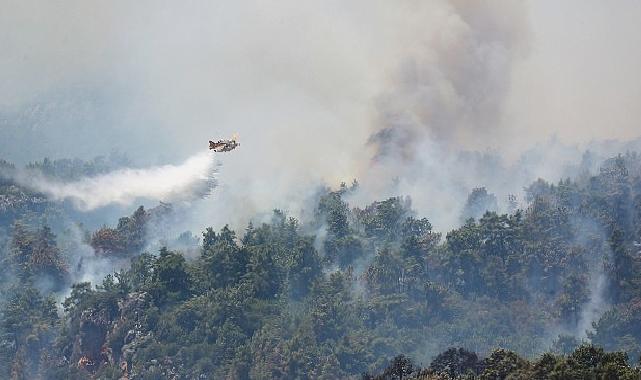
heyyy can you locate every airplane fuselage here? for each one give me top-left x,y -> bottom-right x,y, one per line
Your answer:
209,140 -> 239,152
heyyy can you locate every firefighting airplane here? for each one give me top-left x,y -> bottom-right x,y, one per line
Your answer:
209,134 -> 239,152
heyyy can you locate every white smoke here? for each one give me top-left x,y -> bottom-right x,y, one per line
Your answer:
17,151 -> 217,211
2,1 -> 641,233
577,271 -> 607,339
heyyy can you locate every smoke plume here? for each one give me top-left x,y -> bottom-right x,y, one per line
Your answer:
2,1 -> 641,233
1,2 -> 640,368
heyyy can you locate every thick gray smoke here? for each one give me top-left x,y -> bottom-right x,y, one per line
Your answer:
1,0 -> 640,363
2,1 -> 640,232
1,1 -> 640,234
369,1 -> 528,158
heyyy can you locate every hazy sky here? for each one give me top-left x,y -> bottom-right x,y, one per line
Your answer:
2,0 -> 641,230
2,1 -> 640,160
505,0 -> 641,155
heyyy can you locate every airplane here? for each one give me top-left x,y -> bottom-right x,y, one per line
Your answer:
209,134 -> 240,152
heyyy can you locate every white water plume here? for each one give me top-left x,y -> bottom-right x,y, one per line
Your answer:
19,151 -> 217,210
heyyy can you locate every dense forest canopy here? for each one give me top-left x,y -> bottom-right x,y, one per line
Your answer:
1,151 -> 641,379
4,1 -> 641,379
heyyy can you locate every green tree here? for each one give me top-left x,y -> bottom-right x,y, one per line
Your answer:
151,247 -> 192,305
0,286 -> 59,379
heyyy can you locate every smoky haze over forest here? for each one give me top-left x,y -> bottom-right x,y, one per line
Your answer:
2,2 -> 641,379
2,0 -> 641,231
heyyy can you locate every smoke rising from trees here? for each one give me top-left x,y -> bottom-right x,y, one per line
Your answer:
1,2 -> 641,377
2,1 -> 641,232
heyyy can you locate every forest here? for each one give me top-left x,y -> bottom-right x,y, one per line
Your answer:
1,151 -> 641,379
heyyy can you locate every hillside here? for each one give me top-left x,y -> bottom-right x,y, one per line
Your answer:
1,153 -> 641,379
